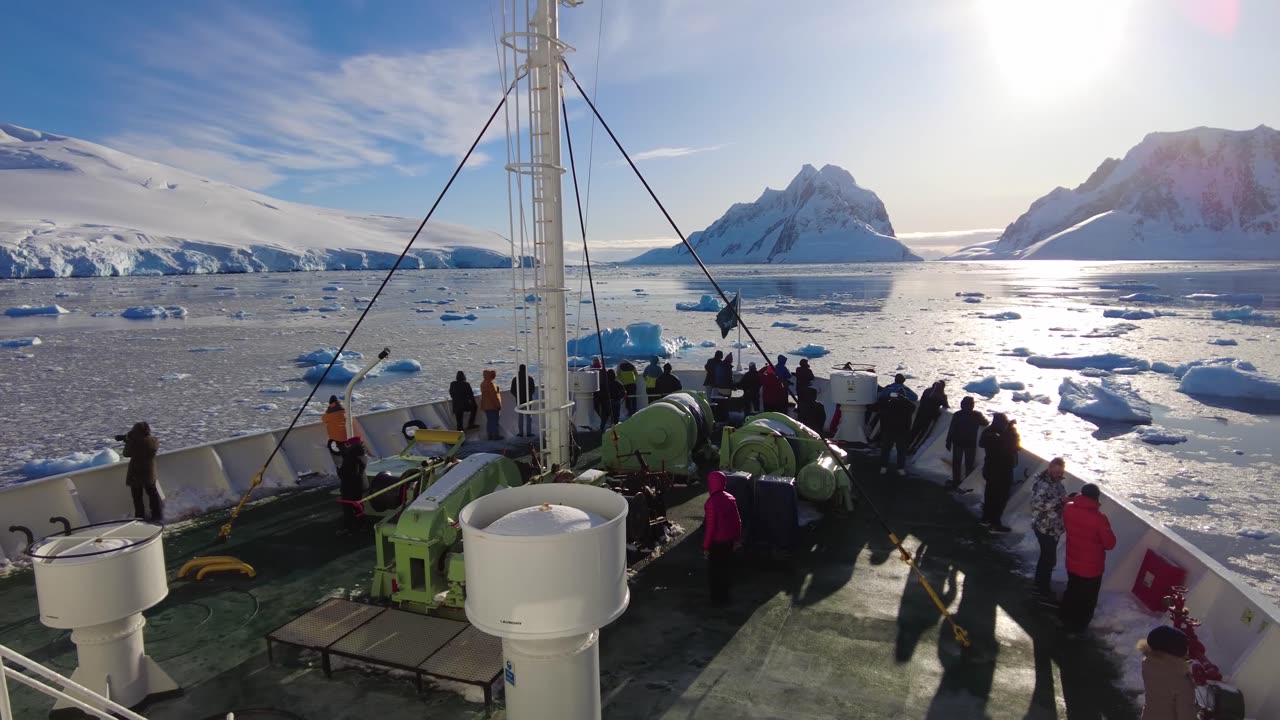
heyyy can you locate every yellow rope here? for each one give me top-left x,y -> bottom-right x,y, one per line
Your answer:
216,471 -> 264,543
889,533 -> 970,648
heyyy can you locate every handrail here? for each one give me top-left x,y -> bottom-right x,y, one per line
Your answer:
0,643 -> 150,720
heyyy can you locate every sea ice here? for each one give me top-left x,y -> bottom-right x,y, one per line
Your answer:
963,297 -> 983,304
297,347 -> 363,365
21,448 -> 119,479
369,401 -> 394,411
4,304 -> 69,317
791,344 -> 830,358
1237,528 -> 1272,540
304,361 -> 380,384
385,359 -> 422,373
289,307 -> 313,313
675,294 -> 721,312
698,341 -> 717,348
1057,377 -> 1152,425
1151,361 -> 1176,374
1012,391 -> 1051,404
260,386 -> 290,394
566,322 -> 689,359
1211,306 -> 1275,323
1103,309 -> 1157,320
524,294 -> 541,303
0,337 -> 41,348
323,285 -> 342,291
980,311 -> 1022,320
1209,339 -> 1238,346
1185,293 -> 1264,304
964,376 -> 1000,397
228,311 -> 254,319
955,292 -> 985,298
1009,347 -> 1033,357
159,372 -> 191,381
214,285 -> 236,291
771,321 -> 798,329
318,304 -> 343,312
1134,426 -> 1188,445
1098,282 -> 1159,291
1179,363 -> 1280,403
440,313 -> 478,321
254,403 -> 278,412
954,341 -> 976,347
121,305 -> 187,319
1080,368 -> 1112,378
1118,293 -> 1173,303
998,380 -> 1026,390
1027,353 -> 1150,371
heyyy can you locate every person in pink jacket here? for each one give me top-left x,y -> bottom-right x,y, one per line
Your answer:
1060,483 -> 1117,634
703,471 -> 743,605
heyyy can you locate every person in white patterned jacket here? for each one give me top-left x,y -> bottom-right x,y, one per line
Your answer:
1030,457 -> 1068,603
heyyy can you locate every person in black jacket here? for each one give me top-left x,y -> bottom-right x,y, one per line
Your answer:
795,358 -> 815,394
797,386 -> 827,438
910,380 -> 950,450
945,396 -> 989,491
655,363 -> 682,397
337,436 -> 368,534
595,369 -> 625,430
738,362 -> 760,413
449,371 -> 478,431
121,422 -> 162,522
879,385 -> 917,476
703,351 -> 723,394
979,413 -> 1020,532
509,364 -> 536,437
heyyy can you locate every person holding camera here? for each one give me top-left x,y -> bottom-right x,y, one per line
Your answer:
119,422 -> 162,522
979,413 -> 1020,532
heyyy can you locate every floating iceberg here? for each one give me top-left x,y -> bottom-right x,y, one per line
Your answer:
1012,391 -> 1051,404
1172,357 -> 1254,379
1058,377 -> 1152,425
1027,353 -> 1150,372
1237,528 -> 1272,540
4,304 -> 69,317
698,340 -> 717,348
1211,306 -> 1275,324
1186,293 -> 1264,304
955,292 -> 985,298
323,285 -> 342,292
791,344 -> 830,358
1151,361 -> 1176,374
1209,339 -> 1238,346
289,306 -> 313,313
1134,426 -> 1188,445
1103,309 -> 1157,320
998,380 -> 1026,390
1009,347 -> 1033,357
297,347 -> 363,365
1179,363 -> 1280,403
260,386 -> 290,394
0,337 -> 41,348
675,294 -> 722,312
318,304 -> 343,312
21,448 -> 120,479
964,376 -> 1000,397
121,305 -> 187,319
771,321 -> 798,329
980,311 -> 1022,321
254,403 -> 278,412
304,361 -> 379,384
566,322 -> 690,359
440,313 -> 478,321
385,359 -> 422,373
1082,323 -> 1141,338
1117,293 -> 1173,303
962,297 -> 983,304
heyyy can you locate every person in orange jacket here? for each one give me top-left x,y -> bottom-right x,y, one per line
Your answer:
480,369 -> 503,440
322,396 -> 360,464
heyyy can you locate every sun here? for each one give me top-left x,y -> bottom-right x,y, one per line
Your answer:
979,0 -> 1131,99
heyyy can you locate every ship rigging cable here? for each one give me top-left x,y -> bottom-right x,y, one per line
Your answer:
561,59 -> 970,648
212,86 -> 515,545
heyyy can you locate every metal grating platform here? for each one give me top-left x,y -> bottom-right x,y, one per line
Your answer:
418,624 -> 503,684
267,598 -> 384,649
266,599 -> 502,704
329,609 -> 466,670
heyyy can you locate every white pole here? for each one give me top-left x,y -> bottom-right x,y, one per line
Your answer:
529,0 -> 572,469
736,289 -> 742,372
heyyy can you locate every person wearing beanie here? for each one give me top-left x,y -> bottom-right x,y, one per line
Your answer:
1061,483 -> 1117,634
979,413 -> 1021,531
1138,626 -> 1199,719
703,471 -> 743,605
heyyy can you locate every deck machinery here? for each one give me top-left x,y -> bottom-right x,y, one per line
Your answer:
370,453 -> 522,612
720,412 -> 855,511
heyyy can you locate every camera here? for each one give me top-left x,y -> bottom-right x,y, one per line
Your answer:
114,434 -> 127,442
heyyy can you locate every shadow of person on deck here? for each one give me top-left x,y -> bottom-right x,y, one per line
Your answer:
894,541 -> 959,663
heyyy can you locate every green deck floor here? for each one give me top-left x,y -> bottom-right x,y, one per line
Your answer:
0,445 -> 1139,719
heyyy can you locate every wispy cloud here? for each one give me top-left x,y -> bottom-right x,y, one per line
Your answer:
629,144 -> 725,162
895,228 -> 1003,259
106,7 -> 500,190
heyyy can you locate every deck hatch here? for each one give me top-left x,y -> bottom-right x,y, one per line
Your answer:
329,609 -> 466,669
417,624 -> 504,683
267,598 -> 384,649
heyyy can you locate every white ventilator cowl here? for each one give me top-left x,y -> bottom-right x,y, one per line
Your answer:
487,504 -> 605,536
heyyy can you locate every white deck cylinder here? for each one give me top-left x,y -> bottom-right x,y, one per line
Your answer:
27,520 -> 178,710
830,371 -> 878,444
460,483 -> 628,720
570,369 -> 601,428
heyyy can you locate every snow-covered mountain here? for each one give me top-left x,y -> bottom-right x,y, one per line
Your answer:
628,164 -> 921,264
0,123 -> 510,277
950,125 -> 1280,260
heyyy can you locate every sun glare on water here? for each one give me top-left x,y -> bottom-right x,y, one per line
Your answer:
980,0 -> 1131,99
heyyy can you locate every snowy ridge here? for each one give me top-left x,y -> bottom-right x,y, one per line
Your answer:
949,125 -> 1280,260
628,164 -> 921,264
0,123 -> 511,277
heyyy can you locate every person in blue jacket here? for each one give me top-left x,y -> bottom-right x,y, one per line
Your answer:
775,355 -> 792,388
878,373 -> 919,403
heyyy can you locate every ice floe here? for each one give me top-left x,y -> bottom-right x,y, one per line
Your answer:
385,359 -> 422,372
1098,281 -> 1159,291
4,304 -> 69,317
979,311 -> 1022,320
1058,377 -> 1152,425
1134,426 -> 1188,445
1178,361 -> 1280,403
964,376 -> 1000,397
566,322 -> 690,359
440,313 -> 478,321
1211,306 -> 1275,324
1151,361 -> 1176,374
0,337 -> 41,348
297,347 -> 363,365
1103,309 -> 1162,320
1209,338 -> 1238,346
771,321 -> 798,329
1237,528 -> 1272,540
791,344 -> 830,358
121,305 -> 187,319
21,448 -> 120,479
1027,353 -> 1150,371
1186,293 -> 1264,304
1011,391 -> 1051,404
304,361 -> 380,384
1117,293 -> 1173,303
675,294 -> 721,312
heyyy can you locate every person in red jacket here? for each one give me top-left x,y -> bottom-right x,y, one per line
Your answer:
760,364 -> 788,413
1061,483 -> 1117,634
703,471 -> 743,606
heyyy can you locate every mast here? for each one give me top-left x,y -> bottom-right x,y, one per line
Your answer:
524,0 -> 573,469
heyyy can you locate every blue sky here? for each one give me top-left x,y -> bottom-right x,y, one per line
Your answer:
6,0 -> 1278,259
